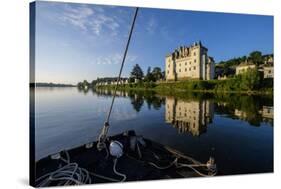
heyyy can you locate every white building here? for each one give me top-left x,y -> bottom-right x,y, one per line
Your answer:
165,41 -> 215,81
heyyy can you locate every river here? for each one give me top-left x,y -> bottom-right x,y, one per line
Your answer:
33,87 -> 273,175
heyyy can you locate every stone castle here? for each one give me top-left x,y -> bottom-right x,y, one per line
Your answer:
165,41 -> 214,81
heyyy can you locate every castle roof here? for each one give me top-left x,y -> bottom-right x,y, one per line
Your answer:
166,41 -> 208,58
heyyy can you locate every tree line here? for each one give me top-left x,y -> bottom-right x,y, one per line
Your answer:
130,64 -> 165,82
215,51 -> 273,77
77,64 -> 165,89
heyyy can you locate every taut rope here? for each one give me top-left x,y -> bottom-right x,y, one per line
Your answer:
97,7 -> 139,151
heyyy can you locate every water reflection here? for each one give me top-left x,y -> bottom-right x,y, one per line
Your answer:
215,95 -> 273,127
166,97 -> 214,136
261,106 -> 274,122
234,106 -> 274,126
89,88 -> 273,130
92,88 -> 166,112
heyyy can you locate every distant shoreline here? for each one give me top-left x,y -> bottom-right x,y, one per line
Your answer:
30,83 -> 76,87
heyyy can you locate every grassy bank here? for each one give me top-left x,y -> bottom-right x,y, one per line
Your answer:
95,78 -> 273,96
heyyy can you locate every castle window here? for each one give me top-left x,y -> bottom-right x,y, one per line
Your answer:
190,62 -> 191,65
194,52 -> 196,56
185,68 -> 187,72
193,66 -> 196,70
168,64 -> 170,68
179,69 -> 181,72
185,62 -> 187,65
167,70 -> 169,74
189,68 -> 191,71
194,59 -> 197,63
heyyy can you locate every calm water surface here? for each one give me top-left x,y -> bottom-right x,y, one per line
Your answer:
34,87 -> 273,175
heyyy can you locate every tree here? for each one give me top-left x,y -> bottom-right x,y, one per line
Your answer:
241,56 -> 247,62
144,66 -> 155,82
146,67 -> 151,76
91,80 -> 98,87
77,82 -> 83,89
240,68 -> 261,90
130,64 -> 144,80
152,67 -> 163,81
161,71 -> 165,80
249,51 -> 263,65
83,80 -> 89,87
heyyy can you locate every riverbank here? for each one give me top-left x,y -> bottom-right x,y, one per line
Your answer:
30,82 -> 76,87
95,79 -> 273,96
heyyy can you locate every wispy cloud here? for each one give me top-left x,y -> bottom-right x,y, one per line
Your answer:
61,4 -> 94,31
160,26 -> 173,42
40,3 -> 132,37
95,53 -> 137,65
60,4 -> 122,36
146,16 -> 157,34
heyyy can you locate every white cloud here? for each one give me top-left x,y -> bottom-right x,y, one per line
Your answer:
160,26 -> 173,42
146,16 -> 157,34
57,4 -> 126,36
95,53 -> 137,65
61,4 -> 94,31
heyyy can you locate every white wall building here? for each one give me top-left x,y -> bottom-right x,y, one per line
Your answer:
165,41 -> 215,81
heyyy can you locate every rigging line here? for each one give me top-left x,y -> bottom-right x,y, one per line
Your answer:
105,7 -> 139,124
97,7 -> 139,151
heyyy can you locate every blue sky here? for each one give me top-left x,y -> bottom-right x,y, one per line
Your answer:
34,1 -> 273,84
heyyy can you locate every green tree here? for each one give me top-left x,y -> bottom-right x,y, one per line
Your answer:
91,80 -> 98,87
77,82 -> 83,89
161,71 -> 165,80
241,56 -> 247,62
146,67 -> 151,76
144,66 -> 154,82
83,80 -> 89,87
130,64 -> 144,80
152,67 -> 163,81
240,68 -> 261,90
249,51 -> 263,65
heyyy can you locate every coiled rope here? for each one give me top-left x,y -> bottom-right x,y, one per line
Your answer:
36,151 -> 92,186
36,151 -> 127,186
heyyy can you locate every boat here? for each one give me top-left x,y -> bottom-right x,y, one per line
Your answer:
35,130 -> 217,187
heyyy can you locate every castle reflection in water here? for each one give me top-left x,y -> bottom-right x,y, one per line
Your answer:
87,88 -> 273,136
165,97 -> 214,136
